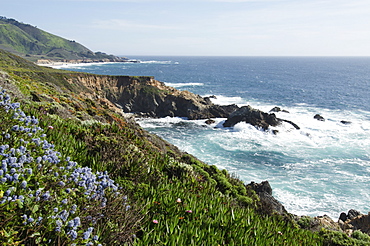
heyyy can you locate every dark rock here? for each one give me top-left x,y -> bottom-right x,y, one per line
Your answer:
111,77 -> 239,120
205,95 -> 217,99
314,114 -> 325,121
246,181 -> 287,216
270,106 -> 290,113
346,213 -> 370,234
341,120 -> 352,125
338,209 -> 363,223
279,119 -> 300,130
270,106 -> 282,112
348,209 -> 362,220
223,105 -> 280,130
272,130 -> 279,135
205,119 -> 215,125
339,212 -> 347,222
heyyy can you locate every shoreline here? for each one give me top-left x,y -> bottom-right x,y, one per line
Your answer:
37,61 -> 121,69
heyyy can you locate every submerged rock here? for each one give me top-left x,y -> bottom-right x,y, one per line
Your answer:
270,106 -> 290,113
314,114 -> 325,121
340,120 -> 352,125
205,119 -> 216,125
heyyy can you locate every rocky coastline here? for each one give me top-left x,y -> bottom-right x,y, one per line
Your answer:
56,72 -> 369,237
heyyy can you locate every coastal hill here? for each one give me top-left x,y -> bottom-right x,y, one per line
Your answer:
1,49 -> 370,245
0,16 -> 126,63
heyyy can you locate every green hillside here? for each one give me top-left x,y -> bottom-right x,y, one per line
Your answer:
1,49 -> 370,245
0,17 -> 123,62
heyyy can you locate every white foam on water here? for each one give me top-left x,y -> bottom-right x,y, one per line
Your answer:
137,102 -> 370,217
136,116 -> 187,129
139,60 -> 172,64
44,62 -> 118,69
165,82 -> 204,88
206,94 -> 248,106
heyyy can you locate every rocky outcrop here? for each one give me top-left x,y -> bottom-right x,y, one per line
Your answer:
246,181 -> 288,216
223,105 -> 300,131
68,74 -> 239,120
223,106 -> 280,129
338,210 -> 370,235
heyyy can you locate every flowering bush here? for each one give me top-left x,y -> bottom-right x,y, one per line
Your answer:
0,87 -> 141,245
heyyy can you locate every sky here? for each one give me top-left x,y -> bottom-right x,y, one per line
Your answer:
2,0 -> 370,56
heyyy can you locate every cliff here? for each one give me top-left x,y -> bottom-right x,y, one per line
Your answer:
67,73 -> 239,119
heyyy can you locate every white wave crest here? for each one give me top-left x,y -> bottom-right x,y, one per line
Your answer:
165,82 -> 204,88
140,60 -> 173,64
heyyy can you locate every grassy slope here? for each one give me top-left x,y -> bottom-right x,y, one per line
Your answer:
0,18 -> 117,61
1,49 -> 369,245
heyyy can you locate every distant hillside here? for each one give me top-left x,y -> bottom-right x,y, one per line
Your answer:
0,16 -> 126,63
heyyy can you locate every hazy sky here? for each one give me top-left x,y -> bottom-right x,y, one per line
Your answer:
2,0 -> 370,56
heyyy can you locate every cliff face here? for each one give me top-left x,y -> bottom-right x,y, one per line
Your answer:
68,74 -> 238,119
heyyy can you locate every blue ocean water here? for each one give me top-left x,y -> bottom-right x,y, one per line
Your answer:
59,56 -> 370,218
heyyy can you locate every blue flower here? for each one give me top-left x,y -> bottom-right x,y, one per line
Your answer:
41,191 -> 50,201
82,227 -> 94,240
20,180 -> 27,189
67,230 -> 78,240
73,217 -> 81,227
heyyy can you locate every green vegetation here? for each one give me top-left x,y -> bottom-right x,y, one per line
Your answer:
0,16 -> 122,62
0,49 -> 369,245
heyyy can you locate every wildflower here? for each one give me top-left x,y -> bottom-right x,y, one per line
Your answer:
92,235 -> 99,241
62,198 -> 68,204
82,227 -> 94,240
41,191 -> 51,201
20,180 -> 27,189
70,204 -> 78,214
28,217 -> 35,223
176,198 -> 182,203
73,217 -> 81,227
278,231 -> 283,235
48,126 -> 54,129
185,210 -> 193,213
59,210 -> 69,221
152,219 -> 159,224
67,230 -> 78,240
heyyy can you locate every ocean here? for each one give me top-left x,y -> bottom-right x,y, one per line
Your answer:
57,56 -> 370,219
